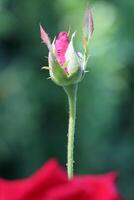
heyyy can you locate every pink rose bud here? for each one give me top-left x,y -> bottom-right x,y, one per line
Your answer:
40,8 -> 94,86
40,26 -> 84,86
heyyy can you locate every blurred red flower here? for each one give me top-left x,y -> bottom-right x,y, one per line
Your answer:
0,160 -> 122,200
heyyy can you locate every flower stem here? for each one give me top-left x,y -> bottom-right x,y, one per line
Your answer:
64,84 -> 78,179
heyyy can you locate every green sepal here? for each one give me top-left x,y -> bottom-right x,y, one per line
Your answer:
50,59 -> 83,86
49,59 -> 69,86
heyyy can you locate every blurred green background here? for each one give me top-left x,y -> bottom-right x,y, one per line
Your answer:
0,0 -> 134,199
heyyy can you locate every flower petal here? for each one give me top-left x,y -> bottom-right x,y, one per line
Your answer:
55,32 -> 69,65
65,33 -> 80,76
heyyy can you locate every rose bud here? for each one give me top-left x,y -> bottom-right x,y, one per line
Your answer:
40,8 -> 94,86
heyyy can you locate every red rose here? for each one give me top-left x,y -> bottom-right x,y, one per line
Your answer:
0,160 -> 122,200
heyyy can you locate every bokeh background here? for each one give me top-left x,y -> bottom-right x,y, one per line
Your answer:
0,0 -> 134,199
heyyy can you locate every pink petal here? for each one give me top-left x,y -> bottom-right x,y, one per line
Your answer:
55,32 -> 69,65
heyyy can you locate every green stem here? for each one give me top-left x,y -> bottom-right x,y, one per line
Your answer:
64,84 -> 78,179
